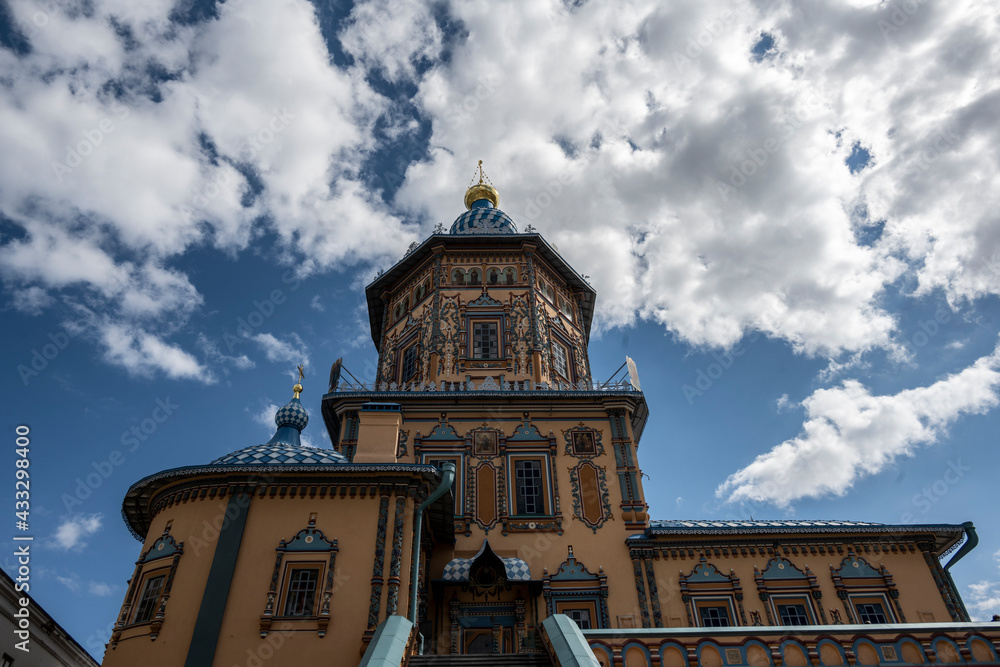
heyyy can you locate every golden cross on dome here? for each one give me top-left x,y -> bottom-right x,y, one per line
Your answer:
293,364 -> 305,398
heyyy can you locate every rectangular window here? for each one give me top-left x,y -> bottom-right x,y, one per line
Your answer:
856,602 -> 888,624
401,345 -> 418,381
283,567 -> 319,616
552,343 -> 568,378
514,459 -> 544,515
778,604 -> 810,626
699,605 -> 730,627
133,573 -> 166,623
473,322 -> 499,359
566,609 -> 592,629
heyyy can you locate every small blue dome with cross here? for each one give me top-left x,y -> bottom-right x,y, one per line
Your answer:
209,376 -> 348,466
275,397 -> 308,431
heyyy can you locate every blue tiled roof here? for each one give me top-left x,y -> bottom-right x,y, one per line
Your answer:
210,442 -> 348,466
450,201 -> 518,235
442,556 -> 532,582
649,519 -> 882,530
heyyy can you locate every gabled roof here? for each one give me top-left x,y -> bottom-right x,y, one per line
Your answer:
365,232 -> 597,348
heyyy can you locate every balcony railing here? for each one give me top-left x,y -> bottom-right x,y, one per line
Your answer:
326,377 -> 640,394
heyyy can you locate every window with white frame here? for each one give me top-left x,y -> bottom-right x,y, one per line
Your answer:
551,342 -> 568,378
514,459 -> 544,515
133,571 -> 167,623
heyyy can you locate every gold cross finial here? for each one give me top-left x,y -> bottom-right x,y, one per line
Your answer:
293,365 -> 304,398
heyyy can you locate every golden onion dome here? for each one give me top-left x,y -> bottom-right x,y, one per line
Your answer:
464,160 -> 499,209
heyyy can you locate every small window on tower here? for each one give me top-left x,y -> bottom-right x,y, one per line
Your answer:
133,572 -> 167,624
401,345 -> 418,381
472,323 -> 499,359
552,342 -> 568,379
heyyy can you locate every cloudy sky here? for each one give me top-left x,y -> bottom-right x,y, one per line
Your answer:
2,0 -> 1000,657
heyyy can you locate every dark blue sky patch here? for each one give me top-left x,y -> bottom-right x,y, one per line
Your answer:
308,0 -> 355,69
108,16 -> 139,52
752,32 -> 775,62
553,135 -> 579,159
846,141 -> 873,173
0,0 -> 32,56
169,0 -> 221,26
855,218 -> 885,247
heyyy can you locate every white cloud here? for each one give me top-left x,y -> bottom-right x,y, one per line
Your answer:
9,286 -> 55,314
251,332 -> 309,368
967,549 -> 1000,621
52,514 -> 103,550
0,0 -> 417,379
88,581 -> 115,596
379,0 -> 1000,359
250,401 -> 281,431
717,342 -> 1000,506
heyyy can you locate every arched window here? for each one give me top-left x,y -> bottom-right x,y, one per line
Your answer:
452,269 -> 466,285
488,268 -> 501,285
504,267 -> 517,284
468,269 -> 481,285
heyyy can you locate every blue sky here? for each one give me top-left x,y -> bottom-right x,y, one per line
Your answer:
2,0 -> 1000,658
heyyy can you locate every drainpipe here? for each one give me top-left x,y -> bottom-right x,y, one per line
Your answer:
409,462 -> 455,624
942,521 -> 978,621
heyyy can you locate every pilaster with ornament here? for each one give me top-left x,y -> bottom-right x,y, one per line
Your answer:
366,493 -> 391,632
386,490 -> 408,615
630,549 -> 652,628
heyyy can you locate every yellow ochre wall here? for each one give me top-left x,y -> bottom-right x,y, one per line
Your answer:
103,483 -> 418,666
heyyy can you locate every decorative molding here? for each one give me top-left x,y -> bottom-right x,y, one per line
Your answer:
568,461 -> 613,533
258,518 -> 339,638
562,423 -> 606,459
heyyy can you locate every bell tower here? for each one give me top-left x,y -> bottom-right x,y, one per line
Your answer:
321,163 -> 649,653
365,161 -> 596,392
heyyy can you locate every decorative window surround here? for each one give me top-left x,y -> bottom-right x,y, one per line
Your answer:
111,526 -> 183,647
259,518 -> 339,638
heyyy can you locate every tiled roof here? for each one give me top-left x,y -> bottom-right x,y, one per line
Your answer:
450,206 -> 518,234
210,442 -> 347,466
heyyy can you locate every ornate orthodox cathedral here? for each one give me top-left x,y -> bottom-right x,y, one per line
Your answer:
102,166 -> 1000,666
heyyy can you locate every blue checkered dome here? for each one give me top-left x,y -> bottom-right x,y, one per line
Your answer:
210,442 -> 347,465
449,198 -> 518,235
209,393 -> 348,466
275,397 -> 309,430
